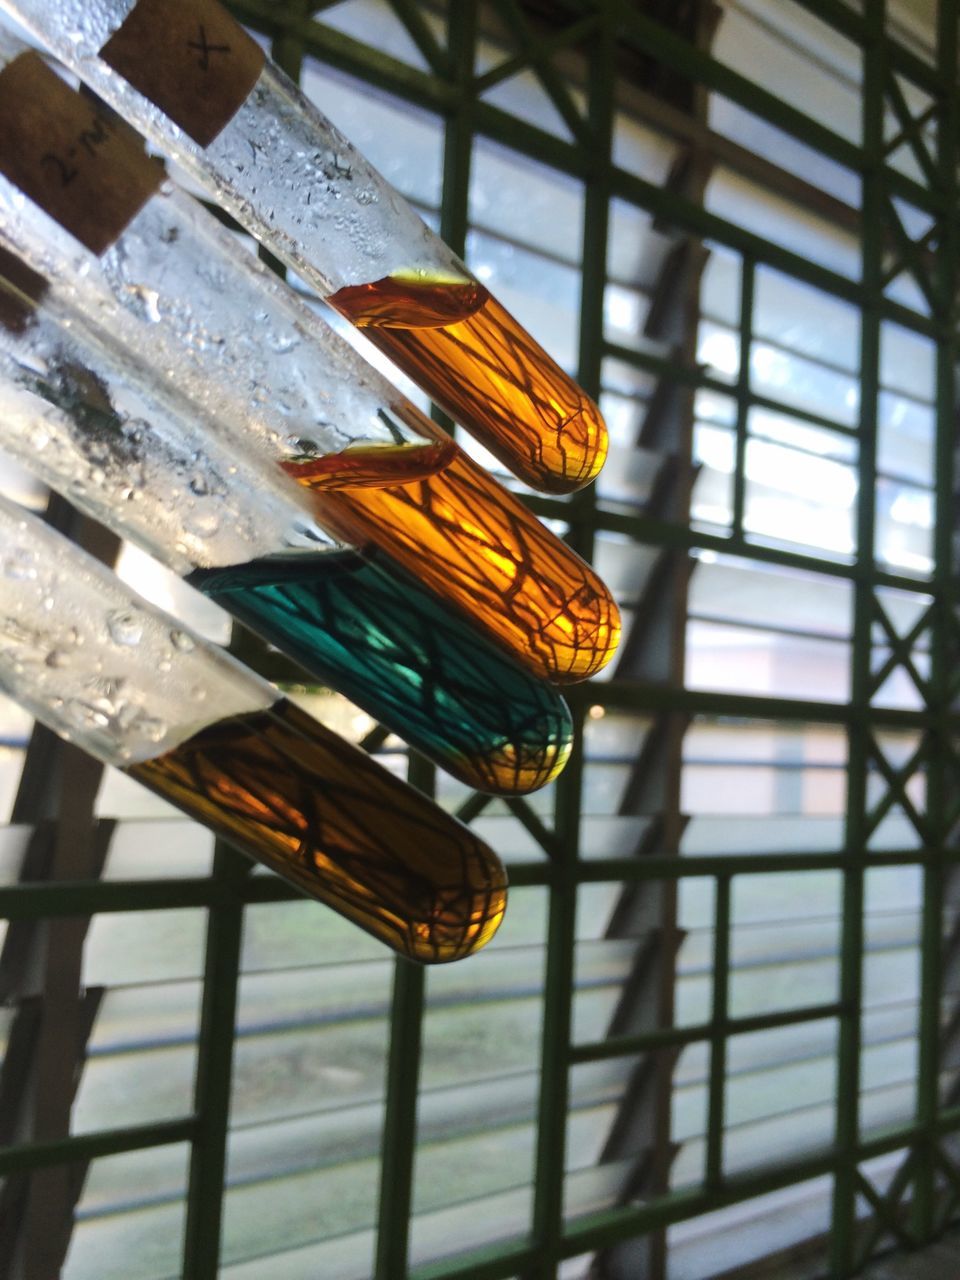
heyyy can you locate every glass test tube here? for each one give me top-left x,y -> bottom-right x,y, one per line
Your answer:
0,38 -> 449,488
0,494 -> 507,962
0,0 -> 609,494
0,256 -> 573,794
0,39 -> 620,682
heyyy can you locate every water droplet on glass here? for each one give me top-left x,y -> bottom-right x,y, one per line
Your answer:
136,715 -> 167,743
4,550 -> 36,580
268,332 -> 299,354
130,285 -> 162,323
122,419 -> 147,446
286,435 -> 318,456
66,698 -> 110,731
184,510 -> 220,538
107,609 -> 143,647
170,629 -> 196,653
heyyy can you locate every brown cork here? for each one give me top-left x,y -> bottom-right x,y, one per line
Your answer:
101,0 -> 265,148
0,244 -> 46,334
0,52 -> 164,256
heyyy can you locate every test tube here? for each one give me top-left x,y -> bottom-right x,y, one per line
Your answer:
0,39 -> 450,487
0,494 -> 507,962
0,252 -> 573,794
0,38 -> 620,681
0,0 -> 608,493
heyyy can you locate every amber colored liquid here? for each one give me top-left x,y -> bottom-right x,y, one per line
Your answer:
126,698 -> 507,963
288,438 -> 456,489
288,447 -> 622,684
329,275 -> 608,495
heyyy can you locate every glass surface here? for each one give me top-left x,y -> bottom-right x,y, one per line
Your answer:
0,492 -> 270,766
2,2 -> 609,493
0,269 -> 576,791
128,698 -> 508,963
0,4 -> 954,1278
188,549 -> 573,794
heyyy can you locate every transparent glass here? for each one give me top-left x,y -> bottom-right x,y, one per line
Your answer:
0,271 -> 573,793
0,37 -> 448,485
0,494 -> 507,962
0,38 -> 619,682
0,0 -> 608,493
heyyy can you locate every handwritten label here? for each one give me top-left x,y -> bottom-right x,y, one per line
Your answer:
101,0 -> 265,148
0,53 -> 163,256
0,244 -> 47,335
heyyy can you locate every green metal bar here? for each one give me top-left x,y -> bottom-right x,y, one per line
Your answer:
883,69 -> 939,192
245,0 -> 942,342
489,0 -> 591,145
373,957 -> 426,1280
869,601 -> 933,695
373,744 -> 436,1279
790,0 -> 942,93
565,679 -> 947,729
621,4 -> 945,227
788,0 -> 871,45
731,258 -> 755,537
884,103 -> 937,160
387,0 -> 455,78
526,496 -> 938,595
8,5 -> 953,1278
473,14 -> 598,93
0,877 -> 222,919
373,5 -> 476,1264
605,337 -> 863,441
556,1112 -> 960,1264
526,730 -> 581,1280
705,875 -> 731,1187
865,738 -> 932,844
855,1150 -> 918,1266
437,0 -> 476,261
508,845 -> 953,888
880,220 -> 940,294
454,790 -> 495,825
0,868 -> 314,920
181,844 -> 251,1280
881,193 -> 940,318
504,798 -> 565,862
239,0 -> 953,358
857,1160 -> 918,1257
910,0 -> 958,1245
570,999 -> 847,1065
411,1243 -> 537,1280
617,165 -> 940,338
247,0 -> 945,341
831,1 -> 885,1271
525,3 -> 614,1270
618,9 -> 865,174
271,0 -> 310,85
0,843 -> 949,918
271,5 -> 462,104
0,1118 -> 197,1176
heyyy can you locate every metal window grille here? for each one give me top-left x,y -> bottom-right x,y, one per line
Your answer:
1,1 -> 959,1277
